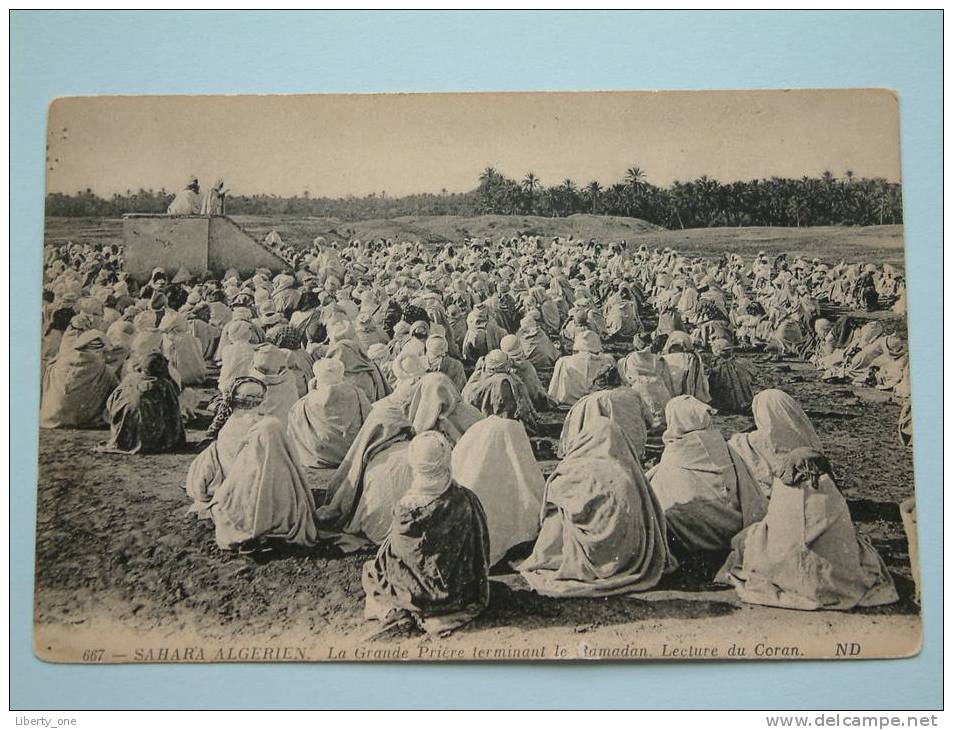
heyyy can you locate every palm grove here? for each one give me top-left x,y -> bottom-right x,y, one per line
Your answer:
46,166 -> 902,228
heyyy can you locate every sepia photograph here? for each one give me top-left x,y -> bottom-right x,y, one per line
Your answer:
33,89 -> 920,664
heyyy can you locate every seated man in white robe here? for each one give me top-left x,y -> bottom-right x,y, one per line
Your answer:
286,358 -> 372,472
40,330 -> 118,429
185,377 -> 319,553
425,335 -> 467,393
167,177 -> 201,215
516,314 -> 558,370
547,330 -> 616,407
218,320 -> 256,394
451,375 -> 545,565
249,344 -> 299,424
500,334 -> 554,411
646,395 -> 766,554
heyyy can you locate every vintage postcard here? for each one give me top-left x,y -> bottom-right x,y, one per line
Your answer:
34,90 -> 919,663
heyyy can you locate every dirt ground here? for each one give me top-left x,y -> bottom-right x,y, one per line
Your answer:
33,338 -> 920,663
33,217 -> 918,662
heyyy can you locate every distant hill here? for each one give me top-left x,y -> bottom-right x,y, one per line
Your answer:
43,215 -> 905,268
229,213 -> 663,248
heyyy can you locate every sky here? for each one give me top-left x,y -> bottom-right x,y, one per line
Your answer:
46,89 -> 902,198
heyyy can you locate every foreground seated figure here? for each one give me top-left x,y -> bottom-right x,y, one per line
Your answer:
249,343 -> 300,424
326,317 -> 392,403
728,388 -> 822,496
159,311 -> 207,386
518,416 -> 674,597
362,431 -> 491,636
463,349 -> 539,432
516,314 -> 558,370
647,395 -> 766,553
425,334 -> 467,393
661,331 -> 710,402
500,334 -> 554,412
717,448 -> 898,611
315,357 -> 481,547
706,338 -> 754,415
450,382 -> 545,565
101,352 -> 186,454
547,330 -> 616,407
186,377 -> 319,553
286,358 -> 372,472
558,364 -> 649,461
40,330 -> 118,429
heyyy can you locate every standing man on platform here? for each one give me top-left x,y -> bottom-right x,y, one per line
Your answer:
167,177 -> 201,215
201,178 -> 228,216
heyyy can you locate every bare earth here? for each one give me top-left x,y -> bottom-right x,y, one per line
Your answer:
33,217 -> 919,663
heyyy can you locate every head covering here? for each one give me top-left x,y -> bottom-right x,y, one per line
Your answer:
224,319 -> 253,344
391,353 -> 427,384
663,395 -> 716,443
106,320 -> 136,350
400,337 -> 426,358
138,351 -> 173,380
750,389 -> 823,465
78,297 -> 104,316
426,335 -> 449,358
252,343 -> 288,374
133,311 -> 157,331
312,357 -> 346,386
885,334 -> 906,357
519,314 -> 539,333
268,324 -> 301,350
229,376 -> 267,410
484,349 -> 510,373
258,311 -> 284,329
500,334 -> 522,360
573,330 -> 602,354
158,311 -> 188,335
410,320 -> 429,339
663,331 -> 694,353
404,430 -> 453,502
621,350 -> 660,381
327,317 -> 355,342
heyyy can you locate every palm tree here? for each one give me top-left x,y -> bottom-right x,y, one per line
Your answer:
521,172 -> 541,214
624,166 -> 646,192
521,172 -> 541,194
479,167 -> 501,186
585,181 -> 602,213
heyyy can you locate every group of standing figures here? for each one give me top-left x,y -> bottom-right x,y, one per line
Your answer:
39,231 -> 911,636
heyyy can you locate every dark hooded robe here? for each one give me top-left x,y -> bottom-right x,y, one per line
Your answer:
101,353 -> 186,454
362,482 -> 490,634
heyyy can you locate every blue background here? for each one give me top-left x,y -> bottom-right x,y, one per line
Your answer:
10,10 -> 942,709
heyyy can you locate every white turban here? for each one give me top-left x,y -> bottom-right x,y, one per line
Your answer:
391,353 -> 427,383
312,357 -> 345,386
405,430 -> 452,500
